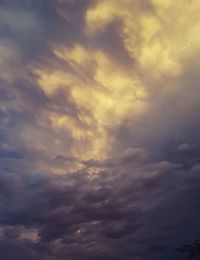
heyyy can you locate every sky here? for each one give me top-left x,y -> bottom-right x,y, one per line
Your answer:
0,0 -> 200,259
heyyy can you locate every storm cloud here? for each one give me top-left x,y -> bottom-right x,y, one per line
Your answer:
1,0 -> 200,259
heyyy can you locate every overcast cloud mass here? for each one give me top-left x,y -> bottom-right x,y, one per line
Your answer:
1,0 -> 200,259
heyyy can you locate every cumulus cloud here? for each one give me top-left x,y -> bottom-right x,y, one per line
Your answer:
0,159 -> 199,259
0,0 -> 200,259
121,147 -> 148,162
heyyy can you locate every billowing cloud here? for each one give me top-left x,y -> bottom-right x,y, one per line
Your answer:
1,0 -> 200,259
0,159 -> 200,259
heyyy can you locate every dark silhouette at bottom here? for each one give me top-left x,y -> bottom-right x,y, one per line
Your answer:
176,240 -> 200,259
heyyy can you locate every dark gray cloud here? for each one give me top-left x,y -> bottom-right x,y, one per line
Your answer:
1,0 -> 200,259
0,159 -> 199,259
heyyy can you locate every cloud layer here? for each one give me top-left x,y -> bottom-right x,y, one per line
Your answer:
1,0 -> 200,259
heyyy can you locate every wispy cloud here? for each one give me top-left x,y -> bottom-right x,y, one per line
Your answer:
0,0 -> 200,259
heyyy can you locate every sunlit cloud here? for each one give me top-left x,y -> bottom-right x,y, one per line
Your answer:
34,43 -> 149,160
29,0 -> 200,162
1,0 -> 200,259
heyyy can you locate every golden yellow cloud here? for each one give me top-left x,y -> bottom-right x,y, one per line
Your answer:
32,0 -> 200,161
34,43 -> 148,160
85,0 -> 183,79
